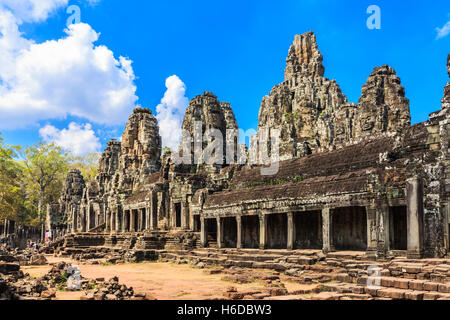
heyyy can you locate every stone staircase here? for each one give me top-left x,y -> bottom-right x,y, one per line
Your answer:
159,248 -> 450,300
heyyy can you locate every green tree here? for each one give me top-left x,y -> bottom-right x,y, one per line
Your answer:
70,152 -> 101,182
22,142 -> 70,240
0,132 -> 23,222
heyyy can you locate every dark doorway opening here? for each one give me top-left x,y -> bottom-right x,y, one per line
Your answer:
222,217 -> 237,248
125,211 -> 130,232
175,203 -> 182,228
332,207 -> 367,251
389,206 -> 407,250
205,218 -> 217,247
295,211 -> 323,249
242,215 -> 259,249
267,213 -> 288,249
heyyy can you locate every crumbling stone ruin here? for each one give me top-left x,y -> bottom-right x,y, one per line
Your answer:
44,32 -> 450,300
1,220 -> 40,250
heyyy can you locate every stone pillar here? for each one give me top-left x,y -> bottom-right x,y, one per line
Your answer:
138,209 -> 143,231
217,217 -> 223,249
259,214 -> 267,250
200,217 -> 207,247
366,205 -> 377,257
377,202 -> 390,258
122,210 -> 127,233
287,212 -> 295,250
236,216 -> 242,249
181,204 -> 187,230
322,208 -> 334,253
110,210 -> 115,233
407,177 -> 424,259
130,210 -> 136,232
105,210 -> 111,232
146,207 -> 150,230
72,210 -> 77,234
115,209 -> 120,233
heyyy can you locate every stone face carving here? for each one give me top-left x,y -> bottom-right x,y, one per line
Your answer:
180,92 -> 238,166
47,169 -> 85,235
119,107 -> 162,191
257,31 -> 412,160
61,170 -> 85,204
258,31 -> 349,160
97,139 -> 121,194
354,65 -> 411,138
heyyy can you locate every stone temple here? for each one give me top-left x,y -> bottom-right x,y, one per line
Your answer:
47,31 -> 450,262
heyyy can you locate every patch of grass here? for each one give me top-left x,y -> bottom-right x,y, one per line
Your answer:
53,272 -> 68,286
87,282 -> 97,290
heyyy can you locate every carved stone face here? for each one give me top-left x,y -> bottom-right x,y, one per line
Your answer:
335,126 -> 345,136
361,116 -> 375,131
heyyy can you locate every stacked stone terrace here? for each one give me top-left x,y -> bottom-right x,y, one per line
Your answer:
47,32 -> 450,266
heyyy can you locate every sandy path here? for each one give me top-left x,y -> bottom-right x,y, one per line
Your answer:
21,255 -> 317,300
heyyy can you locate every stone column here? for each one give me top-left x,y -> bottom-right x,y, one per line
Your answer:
138,209 -> 143,231
259,214 -> 267,250
105,210 -> 111,232
181,204 -> 187,229
376,202 -> 390,258
287,212 -> 295,250
217,217 -> 223,249
130,210 -> 136,232
110,210 -> 115,233
72,209 -> 77,234
236,216 -> 242,249
145,207 -> 150,230
115,209 -> 120,233
322,208 -> 334,253
366,205 -> 377,256
407,177 -> 424,259
122,210 -> 127,233
200,217 -> 207,247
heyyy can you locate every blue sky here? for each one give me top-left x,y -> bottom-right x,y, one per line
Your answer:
0,0 -> 449,155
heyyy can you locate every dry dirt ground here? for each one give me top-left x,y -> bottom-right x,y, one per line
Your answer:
21,255 -> 315,300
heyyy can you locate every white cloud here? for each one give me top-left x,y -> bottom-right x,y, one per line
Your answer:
0,1 -> 137,130
436,21 -> 450,39
39,122 -> 101,156
0,0 -> 68,23
155,75 -> 189,150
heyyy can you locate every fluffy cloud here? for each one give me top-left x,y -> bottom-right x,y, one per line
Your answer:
155,75 -> 189,150
0,0 -> 68,23
436,21 -> 450,39
39,122 -> 101,156
0,1 -> 137,130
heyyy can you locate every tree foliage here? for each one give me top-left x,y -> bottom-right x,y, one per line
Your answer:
0,133 -> 24,222
22,142 -> 70,232
70,152 -> 100,182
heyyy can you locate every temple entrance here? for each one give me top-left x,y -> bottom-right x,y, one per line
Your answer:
294,210 -> 322,249
125,210 -> 130,232
242,215 -> 259,249
133,210 -> 139,232
267,213 -> 287,249
389,206 -> 407,250
332,207 -> 367,251
222,217 -> 237,248
175,203 -> 182,228
205,218 -> 217,247
193,215 -> 201,232
89,204 -> 95,230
